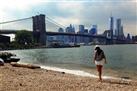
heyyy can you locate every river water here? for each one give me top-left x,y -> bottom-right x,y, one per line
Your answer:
6,44 -> 137,80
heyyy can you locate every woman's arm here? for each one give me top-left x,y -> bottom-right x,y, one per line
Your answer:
93,51 -> 96,64
104,57 -> 107,64
103,52 -> 107,64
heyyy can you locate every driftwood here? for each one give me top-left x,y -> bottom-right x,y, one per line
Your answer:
10,62 -> 41,69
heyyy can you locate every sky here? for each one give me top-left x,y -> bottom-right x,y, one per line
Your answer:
0,0 -> 137,36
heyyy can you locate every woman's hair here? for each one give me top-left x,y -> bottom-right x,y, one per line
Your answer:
95,47 -> 102,55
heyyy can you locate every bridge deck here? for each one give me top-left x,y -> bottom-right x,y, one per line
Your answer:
0,30 -> 106,38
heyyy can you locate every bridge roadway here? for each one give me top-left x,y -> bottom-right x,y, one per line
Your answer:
0,30 -> 126,42
0,30 -> 107,39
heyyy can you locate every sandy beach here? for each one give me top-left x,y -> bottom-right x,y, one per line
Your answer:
0,63 -> 137,91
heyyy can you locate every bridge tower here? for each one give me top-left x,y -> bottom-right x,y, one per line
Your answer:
32,14 -> 46,45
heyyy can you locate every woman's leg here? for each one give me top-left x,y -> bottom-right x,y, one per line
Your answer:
96,65 -> 103,81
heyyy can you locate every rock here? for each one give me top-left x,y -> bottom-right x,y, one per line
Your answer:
0,52 -> 19,63
0,58 -> 4,66
121,76 -> 130,79
20,83 -> 22,86
61,72 -> 65,74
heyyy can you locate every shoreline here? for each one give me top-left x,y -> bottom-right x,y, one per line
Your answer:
40,65 -> 133,82
19,62 -> 135,81
0,43 -> 137,51
1,63 -> 137,91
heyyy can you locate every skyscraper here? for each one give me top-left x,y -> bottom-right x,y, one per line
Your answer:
79,25 -> 85,34
57,28 -> 64,43
120,26 -> 124,36
65,24 -> 75,43
66,24 -> 75,33
127,33 -> 131,40
115,18 -> 124,39
109,16 -> 114,40
78,25 -> 85,43
116,18 -> 121,37
58,28 -> 64,32
89,25 -> 97,35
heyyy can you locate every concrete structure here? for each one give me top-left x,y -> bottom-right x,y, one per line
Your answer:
57,28 -> 65,43
32,14 -> 46,45
115,18 -> 120,37
0,35 -> 10,44
103,30 -> 111,39
109,17 -> 114,42
79,25 -> 85,34
115,19 -> 124,38
115,18 -> 125,40
65,24 -> 75,44
89,25 -> 97,35
83,29 -> 89,44
77,25 -> 85,43
132,35 -> 137,43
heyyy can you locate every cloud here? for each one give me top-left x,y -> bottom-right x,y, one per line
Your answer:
1,0 -> 42,10
0,0 -> 136,35
49,0 -> 136,35
0,0 -> 48,21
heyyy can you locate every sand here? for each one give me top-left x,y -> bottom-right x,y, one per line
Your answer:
0,63 -> 137,91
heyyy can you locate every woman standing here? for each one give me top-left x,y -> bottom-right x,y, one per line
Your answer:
93,45 -> 107,82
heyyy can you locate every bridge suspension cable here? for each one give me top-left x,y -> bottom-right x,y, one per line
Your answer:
0,17 -> 32,24
46,16 -> 66,28
0,15 -> 67,32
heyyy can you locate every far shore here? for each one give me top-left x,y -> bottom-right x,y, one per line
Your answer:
0,63 -> 137,91
0,43 -> 137,51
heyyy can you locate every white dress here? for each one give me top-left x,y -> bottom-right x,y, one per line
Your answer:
95,59 -> 105,65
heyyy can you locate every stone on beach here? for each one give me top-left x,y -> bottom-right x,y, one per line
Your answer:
10,62 -> 41,69
0,58 -> 4,66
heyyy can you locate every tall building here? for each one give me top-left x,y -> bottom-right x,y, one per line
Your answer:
84,29 -> 89,44
58,27 -> 64,32
115,18 -> 124,39
65,27 -> 70,33
120,26 -> 124,36
115,18 -> 121,37
127,33 -> 131,40
89,25 -> 97,35
77,25 -> 85,43
126,33 -> 132,43
57,28 -> 64,43
79,25 -> 85,34
65,24 -> 75,43
109,16 -> 114,40
66,24 -> 75,33
84,29 -> 88,34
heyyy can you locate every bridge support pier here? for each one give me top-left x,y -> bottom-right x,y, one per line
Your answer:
32,14 -> 46,45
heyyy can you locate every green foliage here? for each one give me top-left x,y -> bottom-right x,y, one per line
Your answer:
0,43 -> 5,49
9,41 -> 21,49
15,30 -> 33,45
0,52 -> 15,60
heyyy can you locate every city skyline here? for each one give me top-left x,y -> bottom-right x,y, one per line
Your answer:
0,0 -> 137,36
